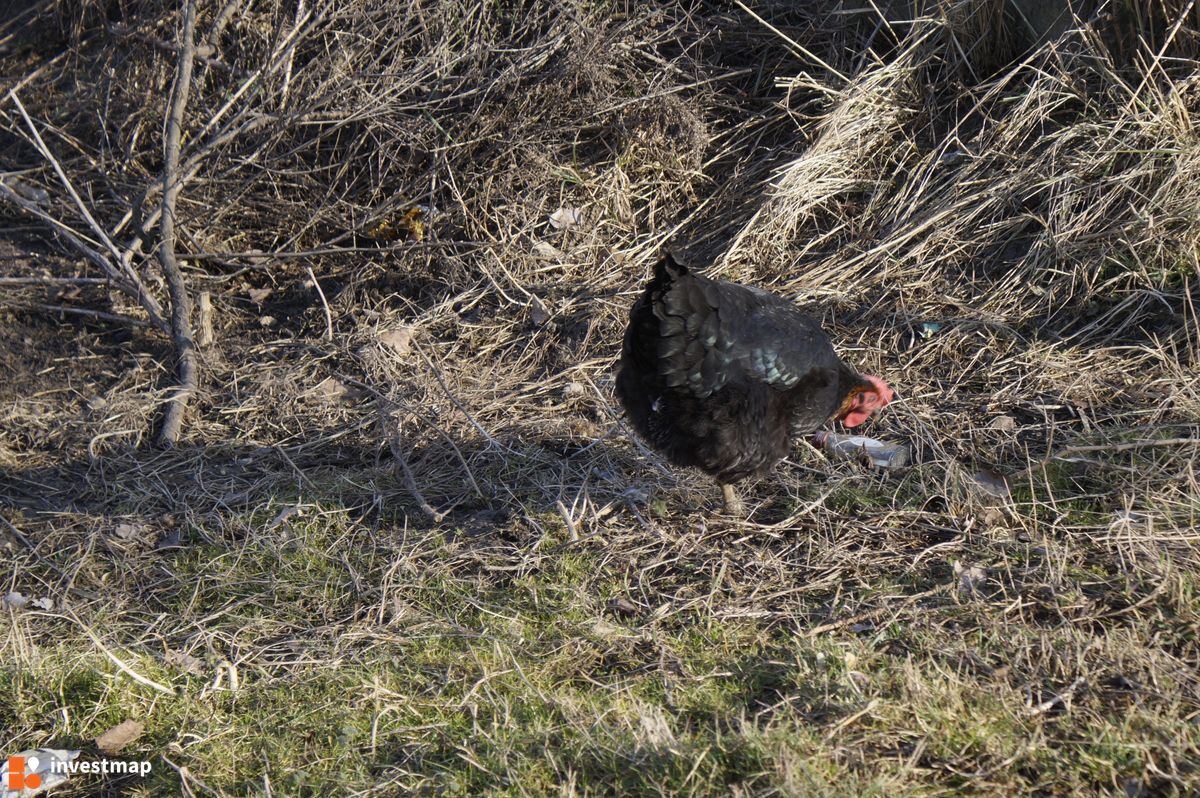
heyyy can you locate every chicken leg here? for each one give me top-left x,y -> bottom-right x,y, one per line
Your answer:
721,483 -> 743,516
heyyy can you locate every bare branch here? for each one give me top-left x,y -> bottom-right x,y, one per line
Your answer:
0,171 -> 168,333
304,264 -> 333,341
107,24 -> 249,77
8,93 -> 128,272
156,0 -> 200,446
383,407 -> 446,523
3,301 -> 154,327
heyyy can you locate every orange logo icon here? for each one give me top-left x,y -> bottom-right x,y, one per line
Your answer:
7,755 -> 43,790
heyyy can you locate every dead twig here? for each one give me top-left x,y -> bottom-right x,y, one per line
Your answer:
305,264 -> 334,340
384,409 -> 446,523
412,339 -> 510,452
555,500 -> 580,541
1028,677 -> 1087,717
160,756 -> 220,798
0,172 -> 168,333
205,0 -> 244,48
1012,437 -> 1200,480
57,611 -> 178,697
196,290 -> 214,347
0,276 -> 110,286
4,301 -> 154,327
7,92 -> 127,267
106,24 -> 248,76
1054,438 -> 1200,455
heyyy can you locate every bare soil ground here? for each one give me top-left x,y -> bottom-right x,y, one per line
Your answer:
2,1 -> 1199,795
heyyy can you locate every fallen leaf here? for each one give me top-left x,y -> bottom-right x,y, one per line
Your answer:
366,206 -> 433,242
379,327 -> 412,357
156,527 -> 184,549
267,505 -> 302,530
954,561 -> 987,596
567,416 -> 600,439
590,618 -> 624,638
846,670 -> 871,691
979,507 -> 1006,528
532,240 -> 564,260
312,377 -> 356,403
366,219 -> 398,240
113,522 -> 146,540
563,382 -> 586,398
2,592 -> 53,612
607,597 -> 639,617
989,415 -> 1018,432
95,720 -> 144,754
548,206 -> 584,231
5,177 -> 51,205
529,297 -> 551,326
623,487 -> 648,504
968,469 -> 1010,498
165,649 -> 204,675
3,591 -> 28,610
247,287 -> 272,303
403,215 -> 427,242
1123,778 -> 1146,798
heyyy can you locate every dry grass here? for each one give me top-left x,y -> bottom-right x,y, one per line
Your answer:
2,1 -> 1200,795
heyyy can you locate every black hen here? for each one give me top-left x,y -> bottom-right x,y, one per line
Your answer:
616,254 -> 893,513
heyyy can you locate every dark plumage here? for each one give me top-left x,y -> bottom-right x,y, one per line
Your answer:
615,254 -> 893,513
